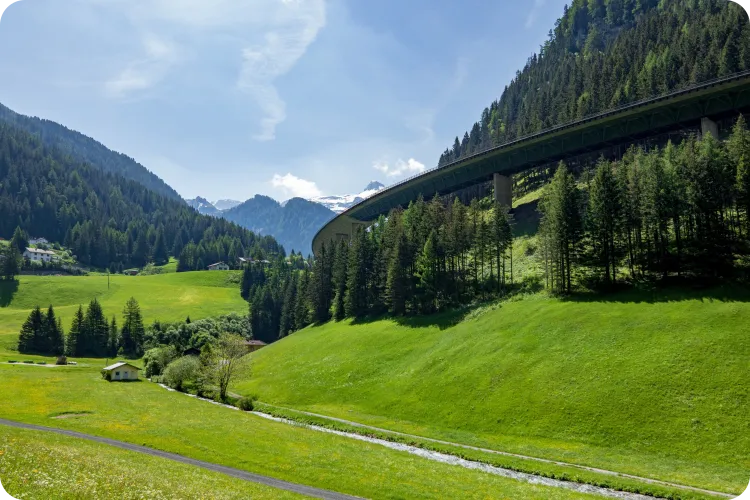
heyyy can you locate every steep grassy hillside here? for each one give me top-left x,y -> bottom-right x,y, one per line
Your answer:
0,272 -> 246,352
0,364 -> 592,500
0,426 -> 304,500
235,287 -> 750,495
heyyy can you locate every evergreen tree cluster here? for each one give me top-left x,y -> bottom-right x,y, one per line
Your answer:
439,0 -> 750,166
19,297 -> 146,358
538,116 -> 750,291
244,198 -> 514,343
0,124 -> 282,272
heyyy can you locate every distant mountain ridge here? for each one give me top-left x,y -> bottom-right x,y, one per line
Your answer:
214,199 -> 242,211
222,196 -> 335,255
0,102 -> 182,202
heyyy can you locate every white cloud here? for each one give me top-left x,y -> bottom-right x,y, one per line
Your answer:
105,35 -> 181,97
525,0 -> 546,29
373,158 -> 426,178
271,173 -> 322,198
96,0 -> 326,139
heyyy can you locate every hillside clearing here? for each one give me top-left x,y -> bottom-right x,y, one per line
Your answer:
234,286 -> 750,495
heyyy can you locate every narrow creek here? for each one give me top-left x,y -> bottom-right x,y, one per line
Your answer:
157,383 -> 656,499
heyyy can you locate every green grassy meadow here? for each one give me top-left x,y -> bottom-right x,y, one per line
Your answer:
0,426 -> 306,500
0,271 -> 246,352
0,364 -> 594,500
235,286 -> 750,495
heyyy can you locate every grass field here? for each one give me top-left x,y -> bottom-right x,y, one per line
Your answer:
0,364 -> 595,500
0,271 -> 246,352
234,286 -> 750,496
0,426 -> 305,500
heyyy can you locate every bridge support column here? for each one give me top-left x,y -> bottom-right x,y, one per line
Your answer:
701,117 -> 719,140
493,173 -> 512,208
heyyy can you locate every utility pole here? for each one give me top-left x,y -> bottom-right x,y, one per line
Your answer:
108,272 -> 110,290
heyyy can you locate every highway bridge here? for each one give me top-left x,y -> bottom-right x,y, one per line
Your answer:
313,71 -> 750,256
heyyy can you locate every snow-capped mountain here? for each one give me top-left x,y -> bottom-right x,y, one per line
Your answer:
213,199 -> 242,211
311,181 -> 385,213
185,197 -> 221,216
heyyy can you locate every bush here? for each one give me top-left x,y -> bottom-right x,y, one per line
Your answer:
236,397 -> 254,411
196,386 -> 218,401
143,346 -> 179,377
23,360 -> 33,364
101,370 -> 112,381
163,356 -> 200,392
8,360 -> 17,364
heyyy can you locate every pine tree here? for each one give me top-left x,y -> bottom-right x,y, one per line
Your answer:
44,305 -> 65,356
386,233 -> 410,316
279,273 -> 298,337
18,306 -> 44,354
83,298 -> 108,357
332,239 -> 348,321
152,230 -> 169,266
491,201 -> 513,292
588,158 -> 623,283
108,316 -> 119,357
10,226 -> 28,253
66,306 -> 85,357
2,245 -> 20,281
417,231 -> 439,314
294,270 -> 310,330
345,229 -> 369,318
120,297 -> 145,357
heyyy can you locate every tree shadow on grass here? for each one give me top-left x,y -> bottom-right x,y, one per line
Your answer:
562,280 -> 750,305
348,305 -> 475,331
0,279 -> 19,307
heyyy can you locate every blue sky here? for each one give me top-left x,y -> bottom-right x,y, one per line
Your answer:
0,0 -> 567,202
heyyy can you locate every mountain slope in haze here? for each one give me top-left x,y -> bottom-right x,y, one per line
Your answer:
312,181 -> 385,213
222,195 -> 336,255
0,103 -> 182,202
439,0 -> 750,166
0,122 -> 283,271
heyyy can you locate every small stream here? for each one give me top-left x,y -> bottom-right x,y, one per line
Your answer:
157,384 -> 653,499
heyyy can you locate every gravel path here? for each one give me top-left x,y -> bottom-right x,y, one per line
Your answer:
263,404 -> 734,499
0,418 -> 361,500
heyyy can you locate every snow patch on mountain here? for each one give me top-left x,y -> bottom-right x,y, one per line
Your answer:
311,181 -> 385,213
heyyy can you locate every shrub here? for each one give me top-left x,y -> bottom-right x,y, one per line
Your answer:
236,397 -> 254,411
23,360 -> 33,364
101,370 -> 112,381
196,386 -> 218,401
8,360 -> 17,364
143,346 -> 178,377
163,356 -> 200,392
56,355 -> 67,365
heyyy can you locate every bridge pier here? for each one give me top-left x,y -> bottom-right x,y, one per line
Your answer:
493,174 -> 512,208
701,117 -> 719,140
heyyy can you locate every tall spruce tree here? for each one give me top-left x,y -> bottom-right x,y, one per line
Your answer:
18,306 -> 44,354
66,306 -> 85,357
332,239 -> 348,321
120,297 -> 145,357
44,305 -> 65,356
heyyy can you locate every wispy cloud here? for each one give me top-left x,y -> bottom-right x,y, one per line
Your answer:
525,0 -> 546,29
271,173 -> 322,198
373,158 -> 426,178
97,0 -> 325,140
105,34 -> 180,97
238,1 -> 326,141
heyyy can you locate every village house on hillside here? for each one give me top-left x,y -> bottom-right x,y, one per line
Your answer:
243,340 -> 267,353
208,262 -> 230,271
23,247 -> 57,263
29,237 -> 49,246
102,362 -> 140,381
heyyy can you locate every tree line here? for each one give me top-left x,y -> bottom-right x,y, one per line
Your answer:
0,123 -> 283,272
439,0 -> 749,167
538,116 -> 750,292
242,196 -> 514,343
18,297 -> 146,358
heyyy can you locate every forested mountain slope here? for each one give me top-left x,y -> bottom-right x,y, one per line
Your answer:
0,123 -> 282,271
439,0 -> 750,165
0,103 -> 181,202
223,196 -> 336,256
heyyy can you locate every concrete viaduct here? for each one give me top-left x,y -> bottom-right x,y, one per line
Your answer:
312,71 -> 750,256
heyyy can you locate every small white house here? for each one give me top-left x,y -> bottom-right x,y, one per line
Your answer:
23,248 -> 57,263
208,262 -> 230,271
102,362 -> 140,381
29,237 -> 49,246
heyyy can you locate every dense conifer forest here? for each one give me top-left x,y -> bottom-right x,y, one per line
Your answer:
439,0 -> 750,165
0,123 -> 282,271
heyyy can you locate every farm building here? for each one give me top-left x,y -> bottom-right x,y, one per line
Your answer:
102,362 -> 140,381
29,237 -> 49,245
244,340 -> 267,353
208,262 -> 230,271
23,248 -> 57,263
